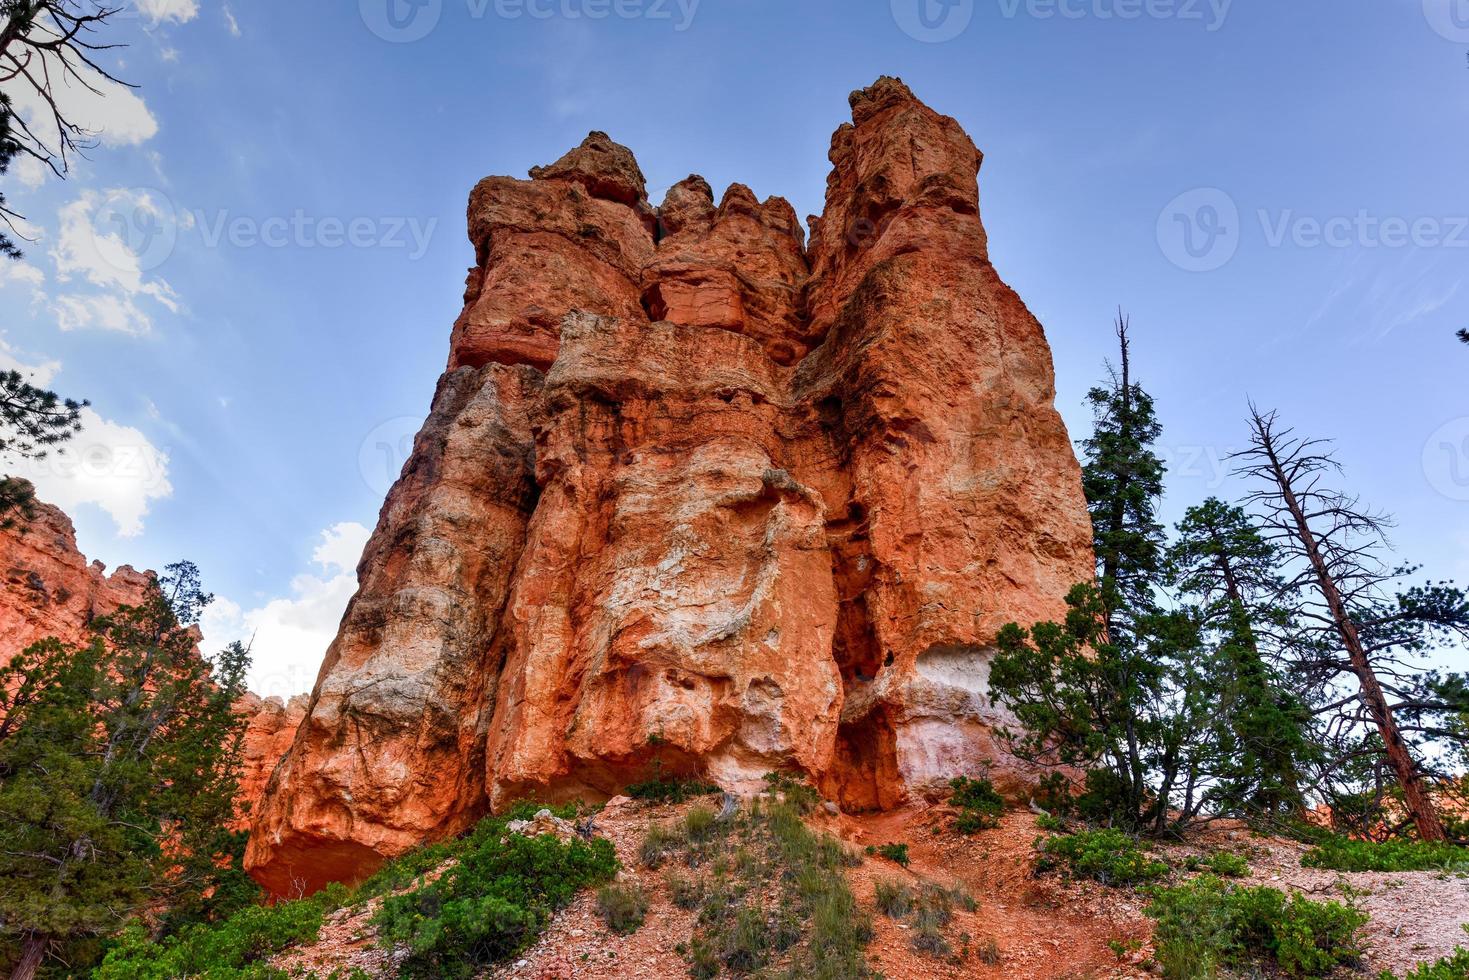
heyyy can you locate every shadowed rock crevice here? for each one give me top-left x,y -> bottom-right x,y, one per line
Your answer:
246,76 -> 1093,894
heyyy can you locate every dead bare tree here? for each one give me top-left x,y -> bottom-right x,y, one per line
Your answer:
0,0 -> 130,251
1232,405 -> 1459,841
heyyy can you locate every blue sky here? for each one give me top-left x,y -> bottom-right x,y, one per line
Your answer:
2,0 -> 1466,695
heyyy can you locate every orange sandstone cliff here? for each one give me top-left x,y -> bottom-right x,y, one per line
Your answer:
246,78 -> 1093,895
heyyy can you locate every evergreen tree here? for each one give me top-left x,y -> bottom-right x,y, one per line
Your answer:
0,563 -> 254,980
1080,312 -> 1167,637
993,316 -> 1226,834
1167,499 -> 1314,818
0,367 -> 87,529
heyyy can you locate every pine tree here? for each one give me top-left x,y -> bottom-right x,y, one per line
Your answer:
0,563 -> 253,980
1167,498 -> 1313,818
1232,406 -> 1469,842
1080,312 -> 1166,637
0,367 -> 87,528
992,315 -> 1224,833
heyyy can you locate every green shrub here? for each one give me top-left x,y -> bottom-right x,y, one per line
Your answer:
665,869 -> 703,910
683,806 -> 719,844
949,775 -> 1005,833
762,771 -> 822,815
873,880 -> 912,918
869,842 -> 910,868
95,886 -> 345,980
625,776 -> 721,804
640,823 -> 684,868
1034,812 -> 1067,833
596,882 -> 649,935
1037,829 -> 1167,886
1302,836 -> 1469,873
373,810 -> 617,979
1147,874 -> 1367,979
1184,851 -> 1250,878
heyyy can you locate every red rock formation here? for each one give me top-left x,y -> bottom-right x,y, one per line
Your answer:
1,490 -> 157,653
247,78 -> 1093,895
234,692 -> 309,827
0,485 -> 303,826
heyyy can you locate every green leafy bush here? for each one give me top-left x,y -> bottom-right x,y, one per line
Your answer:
1184,851 -> 1250,878
95,885 -> 346,980
949,776 -> 1005,833
1302,836 -> 1469,873
624,776 -> 721,804
868,842 -> 911,868
1037,829 -> 1168,886
373,808 -> 617,979
1147,874 -> 1367,979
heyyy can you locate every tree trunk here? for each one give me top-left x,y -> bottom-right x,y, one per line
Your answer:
9,933 -> 47,980
1261,442 -> 1447,841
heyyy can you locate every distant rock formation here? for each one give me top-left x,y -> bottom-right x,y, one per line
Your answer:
246,77 -> 1093,896
0,484 -> 300,829
1,488 -> 158,652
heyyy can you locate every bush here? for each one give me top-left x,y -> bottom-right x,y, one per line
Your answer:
625,776 -> 721,804
666,869 -> 703,910
95,886 -> 346,980
596,882 -> 648,934
869,842 -> 911,868
1301,835 -> 1469,873
1147,874 -> 1367,979
949,775 -> 1005,833
1037,829 -> 1168,886
1184,851 -> 1250,878
373,809 -> 617,979
873,880 -> 912,918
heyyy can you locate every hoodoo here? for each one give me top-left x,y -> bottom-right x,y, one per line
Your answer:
245,77 -> 1093,896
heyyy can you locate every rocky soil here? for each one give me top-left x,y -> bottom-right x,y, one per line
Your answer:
267,800 -> 1467,980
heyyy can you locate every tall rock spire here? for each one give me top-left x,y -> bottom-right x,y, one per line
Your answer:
246,78 -> 1093,896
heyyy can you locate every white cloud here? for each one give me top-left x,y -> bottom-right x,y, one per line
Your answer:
222,4 -> 241,37
137,0 -> 199,25
15,156 -> 48,190
201,523 -> 372,697
0,260 -> 46,289
48,189 -> 180,334
7,47 -> 157,158
0,337 -> 60,384
53,293 -> 156,335
8,406 -> 173,538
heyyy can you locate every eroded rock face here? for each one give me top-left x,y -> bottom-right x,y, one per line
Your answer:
0,491 -> 157,653
247,77 -> 1093,895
